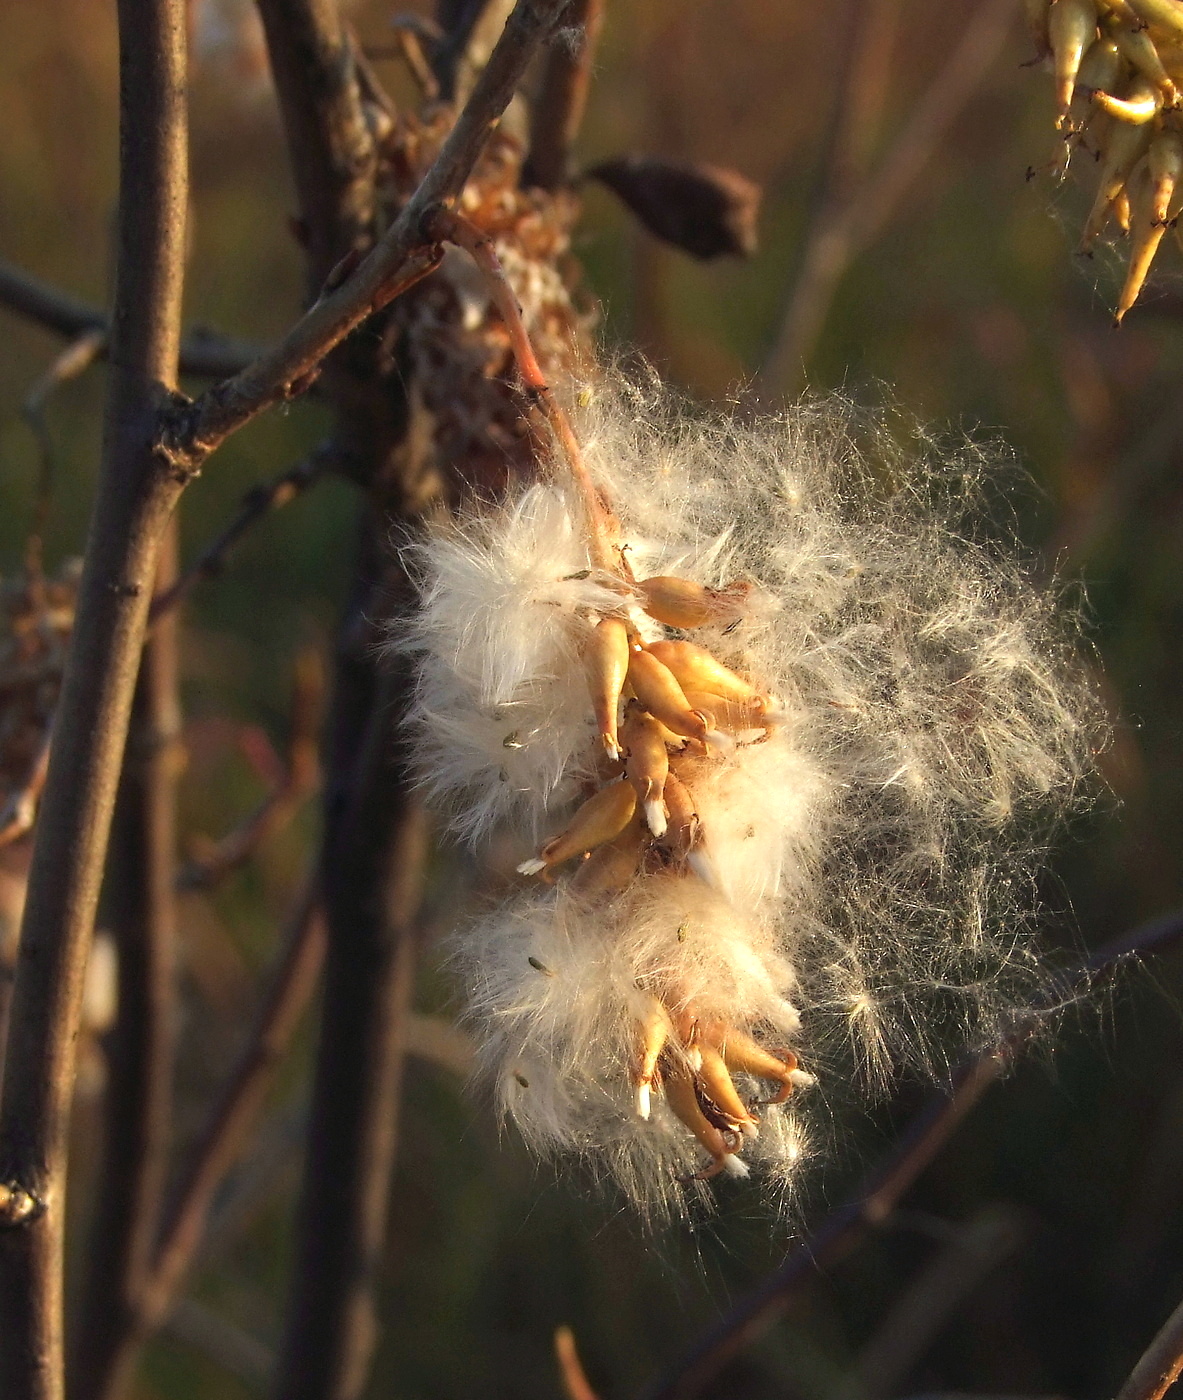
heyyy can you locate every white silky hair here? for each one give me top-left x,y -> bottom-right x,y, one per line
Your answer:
394,369 -> 1104,1219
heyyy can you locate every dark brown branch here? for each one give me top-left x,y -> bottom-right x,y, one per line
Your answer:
255,0 -> 379,291
178,649 -> 323,890
162,0 -> 574,474
1116,1294 -> 1183,1400
758,0 -> 1015,397
0,257 -> 261,380
148,447 -> 333,625
642,909 -> 1183,1400
524,0 -> 605,190
139,882 -> 326,1337
0,2 -> 189,1397
71,527 -> 183,1400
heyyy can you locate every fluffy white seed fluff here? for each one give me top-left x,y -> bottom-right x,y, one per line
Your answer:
394,370 -> 1103,1220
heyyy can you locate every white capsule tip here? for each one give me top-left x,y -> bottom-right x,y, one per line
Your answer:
687,1047 -> 703,1072
721,1153 -> 750,1179
643,799 -> 668,837
601,733 -> 622,761
740,1119 -> 760,1140
704,728 -> 734,755
687,849 -> 723,892
634,1082 -> 652,1120
516,858 -> 547,876
788,1068 -> 817,1090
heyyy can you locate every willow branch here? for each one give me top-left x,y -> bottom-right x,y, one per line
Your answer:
0,3 -> 189,1398
523,0 -> 605,190
71,525 -> 183,1400
160,0 -> 574,475
0,257 -> 261,379
1117,1294 -> 1183,1400
643,909 -> 1183,1400
138,883 -> 326,1337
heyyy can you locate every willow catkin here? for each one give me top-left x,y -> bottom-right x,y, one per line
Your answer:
391,370 -> 1104,1221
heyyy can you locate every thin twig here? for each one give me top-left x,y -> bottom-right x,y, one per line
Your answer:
556,1326 -> 603,1400
71,525 -> 184,1400
642,909 -> 1183,1400
1116,1295 -> 1183,1400
177,649 -> 323,890
161,0 -> 575,474
0,2 -> 189,1395
137,882 -> 326,1336
0,724 -> 53,850
524,0 -> 605,190
429,207 -> 617,569
758,0 -> 1016,397
0,257 -> 261,379
148,447 -> 333,625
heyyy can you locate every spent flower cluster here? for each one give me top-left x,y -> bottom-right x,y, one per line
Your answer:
393,368 -> 1102,1219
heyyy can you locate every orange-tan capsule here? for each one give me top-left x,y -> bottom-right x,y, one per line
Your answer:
517,780 -> 637,876
632,994 -> 670,1119
697,1043 -> 759,1137
584,617 -> 631,760
1149,128 -> 1183,220
662,1064 -> 747,1179
636,576 -> 750,630
681,688 -> 782,735
661,772 -> 721,889
1115,162 -> 1181,320
1114,185 -> 1133,233
1080,119 -> 1153,246
621,703 -> 671,836
1110,17 -> 1178,98
1050,0 -> 1100,122
1077,36 -> 1124,93
569,815 -> 644,899
717,1028 -> 800,1105
645,639 -> 763,707
1127,0 -> 1183,42
627,646 -> 722,749
1093,75 -> 1163,123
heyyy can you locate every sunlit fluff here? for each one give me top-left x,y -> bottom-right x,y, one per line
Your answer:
395,372 -> 1102,1220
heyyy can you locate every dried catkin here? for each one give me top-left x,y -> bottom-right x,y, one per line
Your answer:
391,370 -> 1104,1221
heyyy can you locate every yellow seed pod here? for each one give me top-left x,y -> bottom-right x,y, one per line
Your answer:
1115,158 -> 1182,320
680,688 -> 774,734
697,1043 -> 759,1135
645,638 -> 763,706
1050,0 -> 1101,122
1149,126 -> 1183,219
716,1026 -> 800,1104
1077,37 -> 1125,94
661,1065 -> 742,1176
626,646 -> 710,745
621,704 -> 671,836
517,780 -> 637,875
584,617 -> 631,760
1080,117 -> 1153,246
631,993 -> 671,1119
569,814 -> 644,899
1108,16 -> 1179,98
1127,0 -> 1183,45
661,771 -> 701,861
635,575 -> 751,629
1093,75 -> 1163,122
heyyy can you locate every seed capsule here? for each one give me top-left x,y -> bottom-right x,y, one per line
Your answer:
569,814 -> 644,898
1080,118 -> 1153,246
716,1027 -> 801,1105
635,576 -> 750,630
517,780 -> 637,876
1149,128 -> 1183,220
626,646 -> 730,751
645,639 -> 764,707
697,1043 -> 760,1137
662,1063 -> 748,1179
632,994 -> 670,1120
584,617 -> 631,760
661,772 -> 721,889
681,688 -> 783,736
621,703 -> 671,836
1109,17 -> 1178,99
1077,37 -> 1124,94
1050,0 -> 1100,123
1093,75 -> 1163,123
1115,159 -> 1181,321
1127,0 -> 1183,42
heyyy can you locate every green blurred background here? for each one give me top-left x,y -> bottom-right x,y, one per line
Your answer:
5,1 -> 1183,1396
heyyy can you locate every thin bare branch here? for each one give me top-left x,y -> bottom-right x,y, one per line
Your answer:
139,882 -> 326,1336
71,526 -> 184,1400
0,725 -> 52,850
556,1326 -> 603,1400
0,1 -> 189,1395
758,0 -> 1015,397
178,649 -> 323,890
0,257 -> 261,379
148,446 -> 334,626
1116,1295 -> 1183,1400
642,908 -> 1183,1400
161,0 -> 574,474
524,0 -> 605,190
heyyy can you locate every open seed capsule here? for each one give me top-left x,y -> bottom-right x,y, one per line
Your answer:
584,617 -> 631,760
636,576 -> 751,630
644,639 -> 764,707
621,703 -> 671,836
626,646 -> 730,751
517,780 -> 637,876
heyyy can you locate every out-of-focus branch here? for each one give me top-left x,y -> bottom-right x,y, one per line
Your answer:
643,909 -> 1183,1400
0,4 -> 189,1398
138,882 -> 326,1337
1116,1294 -> 1183,1400
178,650 -> 323,891
556,1326 -> 603,1400
148,446 -> 334,625
71,526 -> 183,1400
161,0 -> 573,473
0,725 -> 52,850
0,257 -> 261,379
758,0 -> 1015,398
524,0 -> 605,190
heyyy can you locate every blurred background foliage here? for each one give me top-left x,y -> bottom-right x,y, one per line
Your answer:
4,1 -> 1183,1397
